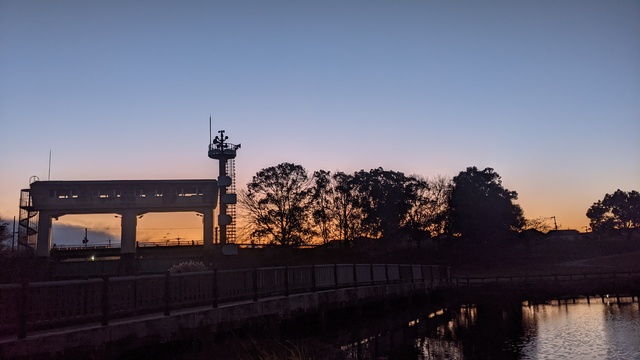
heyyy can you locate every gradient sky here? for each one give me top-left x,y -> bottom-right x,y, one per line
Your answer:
1,1 -> 639,244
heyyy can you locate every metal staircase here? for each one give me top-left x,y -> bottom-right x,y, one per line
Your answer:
18,189 -> 38,252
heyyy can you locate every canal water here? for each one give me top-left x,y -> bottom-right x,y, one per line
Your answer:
144,297 -> 640,359
341,297 -> 640,359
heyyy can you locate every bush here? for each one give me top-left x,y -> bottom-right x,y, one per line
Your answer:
169,260 -> 207,274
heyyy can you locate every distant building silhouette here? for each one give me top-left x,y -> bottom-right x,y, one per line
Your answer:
545,229 -> 582,242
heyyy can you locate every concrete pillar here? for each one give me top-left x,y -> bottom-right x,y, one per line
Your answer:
202,209 -> 214,250
36,211 -> 52,257
120,210 -> 137,255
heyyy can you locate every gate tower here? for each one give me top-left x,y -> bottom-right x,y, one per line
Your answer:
208,129 -> 240,246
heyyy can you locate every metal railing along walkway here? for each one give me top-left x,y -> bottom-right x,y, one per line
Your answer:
0,263 -> 450,339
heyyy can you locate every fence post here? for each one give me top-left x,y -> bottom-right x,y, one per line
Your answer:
101,276 -> 109,326
385,264 -> 389,284
83,280 -> 89,316
311,265 -> 317,293
353,263 -> 358,287
430,266 -> 434,284
370,264 -> 375,286
132,278 -> 138,311
164,271 -> 171,316
284,266 -> 290,297
17,281 -> 28,339
253,268 -> 259,302
334,264 -> 339,289
212,269 -> 218,308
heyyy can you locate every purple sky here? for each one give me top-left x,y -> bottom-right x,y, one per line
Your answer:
1,1 -> 639,243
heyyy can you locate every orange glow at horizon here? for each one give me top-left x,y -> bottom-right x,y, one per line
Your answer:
50,193 -> 596,247
52,212 -> 206,246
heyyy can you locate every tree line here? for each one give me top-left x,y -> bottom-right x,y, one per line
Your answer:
587,189 -> 640,235
239,162 -> 640,247
239,163 -> 526,246
0,167 -> 636,253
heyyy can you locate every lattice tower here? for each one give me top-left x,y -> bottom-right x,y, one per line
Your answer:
226,158 -> 237,243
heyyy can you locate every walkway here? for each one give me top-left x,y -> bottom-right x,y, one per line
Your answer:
0,263 -> 450,358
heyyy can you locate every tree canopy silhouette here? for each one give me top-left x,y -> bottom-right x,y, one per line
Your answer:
310,170 -> 364,245
351,168 -> 418,240
240,163 -> 530,246
404,175 -> 452,242
239,162 -> 313,246
586,189 -> 640,234
448,167 -> 524,243
0,219 -> 10,253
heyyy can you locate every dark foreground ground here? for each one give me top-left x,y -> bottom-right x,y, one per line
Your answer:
256,234 -> 640,278
2,234 -> 638,283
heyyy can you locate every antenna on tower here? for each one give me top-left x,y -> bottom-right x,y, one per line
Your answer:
208,130 -> 240,247
209,115 -> 212,147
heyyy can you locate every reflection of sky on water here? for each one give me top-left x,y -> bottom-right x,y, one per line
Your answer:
414,307 -> 473,359
603,303 -> 640,360
418,338 -> 463,360
341,300 -> 640,359
517,301 -> 640,360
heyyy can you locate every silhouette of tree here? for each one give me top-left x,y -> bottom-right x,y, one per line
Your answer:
310,170 -> 333,244
403,175 -> 453,247
448,167 -> 524,243
587,189 -> 640,234
353,168 -> 418,240
402,176 -> 432,246
0,219 -> 11,253
239,162 -> 313,246
310,170 -> 364,245
523,217 -> 553,233
332,171 -> 366,244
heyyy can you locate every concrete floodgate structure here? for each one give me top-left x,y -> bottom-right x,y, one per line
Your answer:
19,179 -> 218,271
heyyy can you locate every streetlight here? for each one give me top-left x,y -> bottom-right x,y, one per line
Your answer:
82,228 -> 89,247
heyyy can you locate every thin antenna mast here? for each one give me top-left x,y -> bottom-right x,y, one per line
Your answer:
48,150 -> 51,181
209,115 -> 212,146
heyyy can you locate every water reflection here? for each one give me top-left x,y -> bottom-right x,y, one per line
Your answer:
342,298 -> 640,359
517,300 -> 640,360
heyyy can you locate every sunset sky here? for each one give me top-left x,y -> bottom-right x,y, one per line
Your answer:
1,1 -> 638,245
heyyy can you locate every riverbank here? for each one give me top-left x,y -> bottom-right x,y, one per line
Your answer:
223,235 -> 640,278
2,234 -> 638,284
442,237 -> 640,277
299,235 -> 640,278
